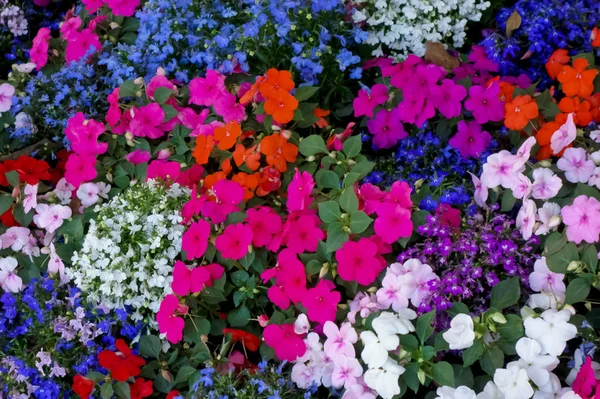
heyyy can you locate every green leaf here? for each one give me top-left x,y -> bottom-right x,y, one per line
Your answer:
351,161 -> 375,177
480,346 -> 504,376
5,170 -> 19,187
175,366 -> 197,385
0,195 -> 13,215
490,277 -> 520,310
574,183 -> 600,201
403,363 -> 421,393
315,169 -> 340,189
55,218 -> 84,240
463,341 -> 485,367
415,311 -> 436,344
399,334 -> 419,353
453,364 -> 474,388
343,135 -> 362,158
294,86 -> 319,102
299,135 -> 327,156
582,245 -> 598,273
496,314 -> 524,341
349,211 -> 373,234
114,382 -> 131,399
100,383 -> 114,399
433,361 -> 455,387
86,371 -> 105,383
153,87 -> 173,104
339,189 -> 358,212
343,172 -> 361,189
565,278 -> 591,304
326,221 -> 348,253
500,191 -> 517,212
139,335 -> 161,359
435,333 -> 450,352
161,104 -> 178,122
119,79 -> 139,98
228,305 -> 250,327
448,302 -> 470,316
318,201 -> 341,223
231,270 -> 249,286
544,233 -> 567,256
546,243 -> 579,273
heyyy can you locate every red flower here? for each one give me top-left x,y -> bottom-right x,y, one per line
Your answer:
1,207 -> 20,227
166,391 -> 181,399
130,378 -> 153,399
72,375 -> 94,399
98,339 -> 146,382
222,328 -> 262,352
4,156 -> 52,185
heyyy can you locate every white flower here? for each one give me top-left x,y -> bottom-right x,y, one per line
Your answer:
16,62 -> 36,73
435,386 -> 477,399
476,381 -> 504,399
33,204 -> 72,233
442,314 -> 475,350
372,310 -> 416,337
524,309 -> 577,356
363,358 -> 404,399
0,257 -> 22,292
559,391 -> 583,399
532,373 -> 569,399
360,330 -> 395,369
294,314 -> 310,335
493,364 -> 534,399
535,203 -> 561,236
510,337 -> 558,386
529,257 -> 565,297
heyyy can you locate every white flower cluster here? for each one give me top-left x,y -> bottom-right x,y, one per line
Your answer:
69,180 -> 189,325
0,0 -> 27,36
349,0 -> 491,58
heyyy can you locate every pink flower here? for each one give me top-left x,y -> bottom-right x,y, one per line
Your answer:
464,82 -> 504,124
469,172 -> 488,208
81,0 -> 104,13
430,79 -> 467,118
201,180 -> 244,224
302,280 -> 340,324
287,170 -> 315,212
529,257 -> 565,296
264,249 -> 307,308
561,195 -> 600,244
106,0 -> 140,17
366,108 -> 407,149
480,150 -> 521,189
33,204 -> 72,233
436,203 -> 461,228
516,199 -> 537,240
189,70 -> 226,107
215,223 -> 253,260
146,75 -> 176,99
531,168 -> 562,200
374,203 -> 413,244
285,214 -> 324,253
60,16 -> 81,40
213,92 -> 245,122
324,321 -> 358,358
125,149 -> 151,165
0,257 -> 22,293
147,160 -> 181,181
246,206 -> 282,248
573,357 -> 597,398
23,184 -> 37,213
30,28 -> 51,70
77,182 -> 100,207
0,83 -> 14,113
336,238 -> 383,286
514,136 -> 536,169
557,148 -> 595,183
357,183 -> 386,215
331,355 -> 363,389
65,154 -> 97,187
263,324 -> 307,361
385,180 -> 412,208
65,113 -> 108,156
179,107 -> 209,131
353,84 -> 388,118
448,120 -> 491,159
176,164 -> 205,188
181,188 -> 206,223
182,220 -> 210,260
130,103 -> 166,139
157,295 -> 186,344
511,173 -> 532,200
347,293 -> 382,324
65,29 -> 102,63
88,15 -> 107,31
106,88 -> 121,127
171,261 -> 224,296
551,113 -> 576,154
468,46 -> 498,72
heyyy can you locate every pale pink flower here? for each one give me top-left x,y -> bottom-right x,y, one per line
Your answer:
481,150 -> 522,189
557,148 -> 596,183
551,113 -> 576,154
516,199 -> 537,240
376,272 -> 411,311
0,257 -> 22,293
76,182 -> 100,207
561,195 -> 600,244
529,257 -> 565,296
588,167 -> 600,189
33,204 -> 72,233
469,172 -> 488,208
535,203 -> 561,236
47,243 -> 68,283
331,355 -> 363,389
0,83 -> 15,112
23,184 -> 38,213
324,321 -> 358,358
347,292 -> 382,324
0,227 -> 31,251
54,178 -> 75,204
514,136 -> 537,170
511,174 -> 532,200
531,168 -> 562,200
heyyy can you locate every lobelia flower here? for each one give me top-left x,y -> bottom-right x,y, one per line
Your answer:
65,154 -> 97,187
509,337 -> 559,387
551,113 -> 577,154
336,238 -> 383,286
529,257 -> 566,297
181,219 -> 210,260
130,103 -> 166,139
65,29 -> 102,63
287,169 -> 315,212
557,148 -> 596,183
443,313 -> 475,350
561,195 -> 600,244
464,82 -> 504,124
263,323 -> 306,362
324,321 -> 358,358
435,386 -> 477,399
302,280 -> 341,324
157,294 -> 186,344
77,182 -> 101,207
531,168 -> 562,200
215,223 -> 253,260
430,79 -> 467,119
353,84 -> 389,118
493,364 -> 534,399
366,108 -> 407,149
469,172 -> 488,207
524,309 -> 577,356
125,149 -> 151,165
33,204 -> 72,233
363,358 -> 404,399
448,120 -> 492,159
0,83 -> 15,113
516,199 -> 537,240
0,257 -> 22,292
106,0 -> 141,17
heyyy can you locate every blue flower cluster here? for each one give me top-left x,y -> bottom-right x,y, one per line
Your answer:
364,131 -> 496,208
480,0 -> 600,87
126,0 -> 366,85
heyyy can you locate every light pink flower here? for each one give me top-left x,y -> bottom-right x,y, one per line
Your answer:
531,168 -> 562,200
47,243 -> 67,282
511,174 -> 532,200
347,292 -> 382,324
76,182 -> 100,207
561,195 -> 600,244
33,204 -> 72,233
557,147 -> 596,183
469,172 -> 488,208
516,199 -> 537,240
331,355 -> 363,389
23,184 -> 38,213
1,227 -> 31,251
324,321 -> 358,358
515,136 -> 537,170
551,113 -> 576,154
54,178 -> 75,204
588,167 -> 600,189
0,83 -> 15,112
481,150 -> 522,189
535,203 -> 561,236
0,257 -> 22,292
529,257 -> 565,296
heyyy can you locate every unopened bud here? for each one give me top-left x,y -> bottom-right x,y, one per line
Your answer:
414,178 -> 424,190
281,130 -> 292,140
126,139 -> 135,147
135,90 -> 143,98
106,172 -> 113,183
490,313 -> 507,324
319,264 -> 329,278
157,149 -> 171,159
567,261 -> 581,271
161,370 -> 173,383
52,49 -> 59,57
577,128 -> 585,137
347,159 -> 356,166
591,151 -> 600,165
307,155 -> 315,162
367,286 -> 377,293
520,306 -> 536,320
329,151 -> 337,159
417,369 -> 426,385
133,77 -> 144,85
156,67 -> 166,76
109,22 -> 120,29
125,131 -> 134,141
562,304 -> 576,315
271,125 -> 281,131
548,215 -> 561,228
539,160 -> 552,168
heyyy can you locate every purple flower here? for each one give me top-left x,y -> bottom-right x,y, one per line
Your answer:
431,79 -> 467,118
449,120 -> 492,159
366,108 -> 407,149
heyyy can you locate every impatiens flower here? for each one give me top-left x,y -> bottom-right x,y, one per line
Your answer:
0,257 -> 22,293
374,203 -> 413,244
157,294 -> 186,344
65,29 -> 102,63
263,323 -> 306,361
435,386 -> 477,399
1,227 -> 31,251
264,89 -> 298,124
189,70 -> 226,107
442,314 -> 475,350
493,365 -> 534,399
561,195 -> 600,244
65,114 -> 108,156
505,95 -> 539,131
260,133 -> 298,172
366,108 -> 407,149
106,0 -> 140,16
551,113 -> 577,154
331,355 -> 363,389
76,182 -> 100,207
353,84 -> 389,118
182,220 -> 210,260
516,199 -> 537,240
573,357 -> 597,398
536,203 -> 562,236
336,238 -> 383,286
33,204 -> 72,233
106,88 -> 121,127
294,314 -> 310,335
511,337 -> 559,387
431,79 -> 467,118
23,184 -> 37,213
125,149 -> 151,165
511,174 -> 532,200
464,82 -> 504,124
557,148 -> 596,183
130,103 -> 166,139
514,136 -> 537,169
214,121 -> 241,150
0,83 -> 15,112
65,154 -> 97,187
302,280 -> 341,324
72,375 -> 94,399
215,223 -> 253,260
172,261 -> 223,296
469,172 -> 488,208
324,321 -> 358,358
214,92 -> 246,122
480,150 -> 522,189
363,358 -> 404,399
246,206 -> 282,247
147,160 -> 181,181
558,58 -> 598,98
30,28 -> 51,70
287,170 -> 315,212
9,156 -> 52,185
531,168 -> 562,200
524,309 -> 577,356
201,179 -> 244,223
129,378 -> 153,399
97,339 -> 146,381
360,331 -> 393,369
372,310 -> 416,339
286,214 -> 324,253
448,120 -> 491,159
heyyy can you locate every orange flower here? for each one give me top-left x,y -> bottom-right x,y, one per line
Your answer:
545,49 -> 570,80
221,157 -> 233,175
536,121 -> 561,147
239,76 -> 266,105
504,95 -> 539,131
593,27 -> 600,47
259,69 -> 295,99
264,89 -> 298,124
313,108 -> 330,128
535,145 -> 553,161
203,171 -> 226,190
557,58 -> 598,98
193,135 -> 214,165
222,328 -> 262,352
498,81 -> 515,103
214,121 -> 242,150
557,97 -> 592,126
232,144 -> 261,171
260,134 -> 298,172
232,172 -> 259,201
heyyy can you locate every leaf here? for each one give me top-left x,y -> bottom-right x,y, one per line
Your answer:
349,211 -> 373,234
351,161 -> 375,177
544,232 -> 567,256
326,221 -> 348,253
505,10 -> 522,37
113,382 -> 131,399
574,183 -> 600,201
447,302 -> 470,317
0,195 -> 13,215
119,79 -> 139,98
480,346 -> 504,376
338,189 -> 359,212
100,383 -> 114,399
582,245 -> 598,273
403,363 -> 421,393
415,311 -> 436,344
231,270 -> 249,286
343,135 -> 362,158
153,87 -> 173,104
546,243 -> 579,273
175,366 -> 197,385
228,305 -> 250,327
161,104 -> 178,122
453,364 -> 474,388
294,86 -> 319,102
299,135 -> 327,156
496,314 -> 524,341
565,278 -> 591,304
139,335 -> 161,359
463,341 -> 485,367
5,170 -> 19,187
318,201 -> 341,223
490,277 -> 520,310
315,169 -> 340,189
399,334 -> 419,353
343,172 -> 361,189
424,41 -> 460,69
500,191 -> 517,212
432,361 -> 455,387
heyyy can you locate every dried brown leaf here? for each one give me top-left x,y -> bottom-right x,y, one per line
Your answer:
424,41 -> 460,70
506,10 -> 522,38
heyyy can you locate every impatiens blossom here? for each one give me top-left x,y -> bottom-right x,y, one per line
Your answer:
0,257 -> 22,292
464,82 -> 504,124
493,364 -> 534,399
76,182 -> 100,207
189,70 -> 226,107
336,238 -> 383,286
363,358 -> 404,399
360,331 -> 395,369
106,0 -> 140,16
430,79 -> 467,119
551,113 -> 577,154
0,83 -> 15,113
65,154 -> 97,188
214,223 -> 253,260
510,337 -> 559,387
65,29 -> 102,63
442,314 -> 475,350
286,215 -> 324,253
156,294 -> 186,344
435,386 -> 477,399
30,28 -> 51,69
536,202 -> 562,236
366,108 -> 407,149
374,203 -> 412,244
125,149 -> 151,165
561,195 -> 600,244
372,310 -> 416,338
302,280 -> 340,324
531,168 -> 562,200
557,148 -> 596,183
511,174 -> 532,200
516,199 -> 537,240
331,355 -> 363,389
294,314 -> 310,335
287,169 -> 315,211
33,204 -> 72,233
201,179 -> 244,223
324,321 -> 358,358
524,309 -> 577,356
264,324 -> 306,362
147,160 -> 181,181
481,150 -> 522,189
469,172 -> 488,207
182,220 -> 210,260
353,84 -> 388,118
448,120 -> 491,159
23,184 -> 38,213
246,206 -> 282,248
171,261 -> 223,296
529,257 -> 566,297
130,103 -> 166,139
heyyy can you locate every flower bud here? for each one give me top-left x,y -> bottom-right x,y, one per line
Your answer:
567,261 -> 581,271
157,149 -> 171,159
125,131 -> 134,141
490,312 -> 507,324
367,286 -> 377,293
548,215 -> 562,228
347,159 -> 356,166
329,151 -> 337,159
258,314 -> 269,327
281,130 -> 292,140
591,151 -> 600,165
539,160 -> 552,168
133,77 -> 144,85
271,125 -> 281,131
156,67 -> 166,76
135,90 -> 143,98
520,306 -> 536,320
319,264 -> 329,278
307,155 -> 315,162
109,22 -> 120,29
417,369 -> 426,385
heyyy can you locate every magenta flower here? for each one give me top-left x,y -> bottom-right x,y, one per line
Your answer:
106,0 -> 140,17
448,120 -> 492,159
182,219 -> 210,260
189,70 -> 226,107
201,179 -> 244,223
215,223 -> 253,260
374,203 -> 413,244
65,154 -> 97,188
287,169 -> 315,212
179,107 -> 210,131
106,88 -> 121,127
157,294 -> 186,344
464,82 -> 504,124
430,79 -> 467,118
130,103 -> 166,139
171,261 -> 223,296
125,149 -> 151,165
336,238 -> 383,286
59,16 -> 81,40
246,206 -> 282,248
357,183 -> 386,215
213,91 -> 245,122
65,113 -> 108,156
286,215 -> 324,253
366,108 -> 407,149
176,164 -> 205,188
557,148 -> 595,183
81,0 -> 104,13
353,84 -> 389,118
264,249 -> 307,308
302,280 -> 341,324
65,29 -> 102,63
388,55 -> 422,89
181,188 -> 206,223
30,28 -> 51,70
468,46 -> 498,72
385,181 -> 413,209
146,75 -> 176,99
263,324 -> 306,362
147,160 -> 181,181
561,195 -> 600,244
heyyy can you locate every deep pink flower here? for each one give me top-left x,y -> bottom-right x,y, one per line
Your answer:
130,103 -> 166,139
146,75 -> 176,99
357,183 -> 386,215
179,108 -> 210,131
561,195 -> 600,244
246,206 -> 282,248
65,154 -> 97,188
181,188 -> 206,224
171,261 -> 223,296
430,79 -> 467,118
573,357 -> 597,398
215,223 -> 253,260
262,249 -> 306,307
182,220 -> 210,260
176,164 -> 205,188
147,160 -> 181,181
464,82 -> 504,124
157,295 -> 186,344
285,214 -> 324,253
263,324 -> 306,362
302,280 -> 340,325
366,108 -> 407,149
65,113 -> 108,156
436,204 -> 461,228
65,29 -> 102,63
125,149 -> 151,165
213,92 -> 245,122
81,0 -> 104,13
106,88 -> 121,127
189,70 -> 226,107
336,238 -> 382,286
468,46 -> 498,72
449,120 -> 492,159
106,0 -> 140,17
88,15 -> 107,31
268,285 -> 291,309
389,55 -> 422,89
30,28 -> 50,70
353,84 -> 388,118
60,16 -> 82,40
374,203 -> 413,243
287,170 -> 315,212
201,179 -> 244,224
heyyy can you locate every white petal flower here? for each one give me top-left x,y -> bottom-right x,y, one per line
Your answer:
442,314 -> 475,350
